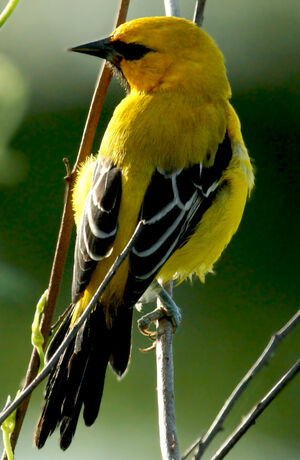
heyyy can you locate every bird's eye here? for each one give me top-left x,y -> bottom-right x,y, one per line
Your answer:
111,40 -> 152,61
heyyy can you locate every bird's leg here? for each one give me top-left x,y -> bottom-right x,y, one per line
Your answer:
157,282 -> 182,331
138,281 -> 182,347
138,307 -> 165,338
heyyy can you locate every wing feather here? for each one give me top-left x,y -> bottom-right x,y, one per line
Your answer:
72,159 -> 122,303
123,132 -> 233,306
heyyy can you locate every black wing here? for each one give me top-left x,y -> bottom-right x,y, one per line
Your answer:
123,132 -> 232,306
72,159 -> 122,303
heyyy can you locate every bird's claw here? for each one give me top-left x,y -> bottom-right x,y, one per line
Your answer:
137,289 -> 182,352
137,307 -> 164,338
139,342 -> 157,353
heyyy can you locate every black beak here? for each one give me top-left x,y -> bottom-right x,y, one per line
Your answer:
69,38 -> 114,60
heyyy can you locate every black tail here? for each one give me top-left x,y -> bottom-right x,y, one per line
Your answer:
34,303 -> 133,450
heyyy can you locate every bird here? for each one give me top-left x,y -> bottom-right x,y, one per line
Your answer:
34,16 -> 254,450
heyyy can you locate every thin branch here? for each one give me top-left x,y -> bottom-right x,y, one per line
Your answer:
181,309 -> 300,460
193,0 -> 207,27
0,0 -> 19,27
154,2 -> 188,458
0,221 -> 144,427
211,359 -> 300,460
1,1 -> 130,457
156,281 -> 180,460
164,0 -> 180,17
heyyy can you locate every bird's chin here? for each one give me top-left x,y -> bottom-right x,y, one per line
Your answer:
109,63 -> 130,93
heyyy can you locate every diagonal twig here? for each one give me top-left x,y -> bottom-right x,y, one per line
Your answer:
1,1 -> 130,458
0,220 -> 144,427
211,359 -> 300,460
0,0 -> 19,27
181,309 -> 300,460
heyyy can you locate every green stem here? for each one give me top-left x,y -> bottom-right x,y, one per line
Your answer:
31,290 -> 47,374
1,394 -> 19,460
0,0 -> 19,27
2,430 -> 13,460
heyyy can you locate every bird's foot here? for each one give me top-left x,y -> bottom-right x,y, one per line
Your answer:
138,283 -> 182,352
157,283 -> 182,332
138,307 -> 165,338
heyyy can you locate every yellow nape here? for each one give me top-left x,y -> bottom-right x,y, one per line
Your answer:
111,16 -> 231,98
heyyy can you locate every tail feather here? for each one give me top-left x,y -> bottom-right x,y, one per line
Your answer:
59,320 -> 94,450
35,343 -> 74,447
82,309 -> 112,426
60,321 -> 90,419
59,383 -> 85,450
45,311 -> 72,361
59,355 -> 89,450
109,304 -> 133,376
35,303 -> 133,450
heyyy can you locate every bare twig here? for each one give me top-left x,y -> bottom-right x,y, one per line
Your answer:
181,309 -> 300,460
0,221 -> 144,427
193,0 -> 207,27
164,0 -> 180,17
156,281 -> 180,460
1,1 -> 130,458
211,359 -> 300,460
153,1 -> 204,457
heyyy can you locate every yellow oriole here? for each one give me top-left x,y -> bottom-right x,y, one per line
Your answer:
35,16 -> 254,450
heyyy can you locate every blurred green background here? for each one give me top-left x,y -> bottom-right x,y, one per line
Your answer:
0,0 -> 299,459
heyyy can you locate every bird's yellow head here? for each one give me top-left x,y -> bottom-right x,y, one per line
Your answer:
71,16 -> 230,99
